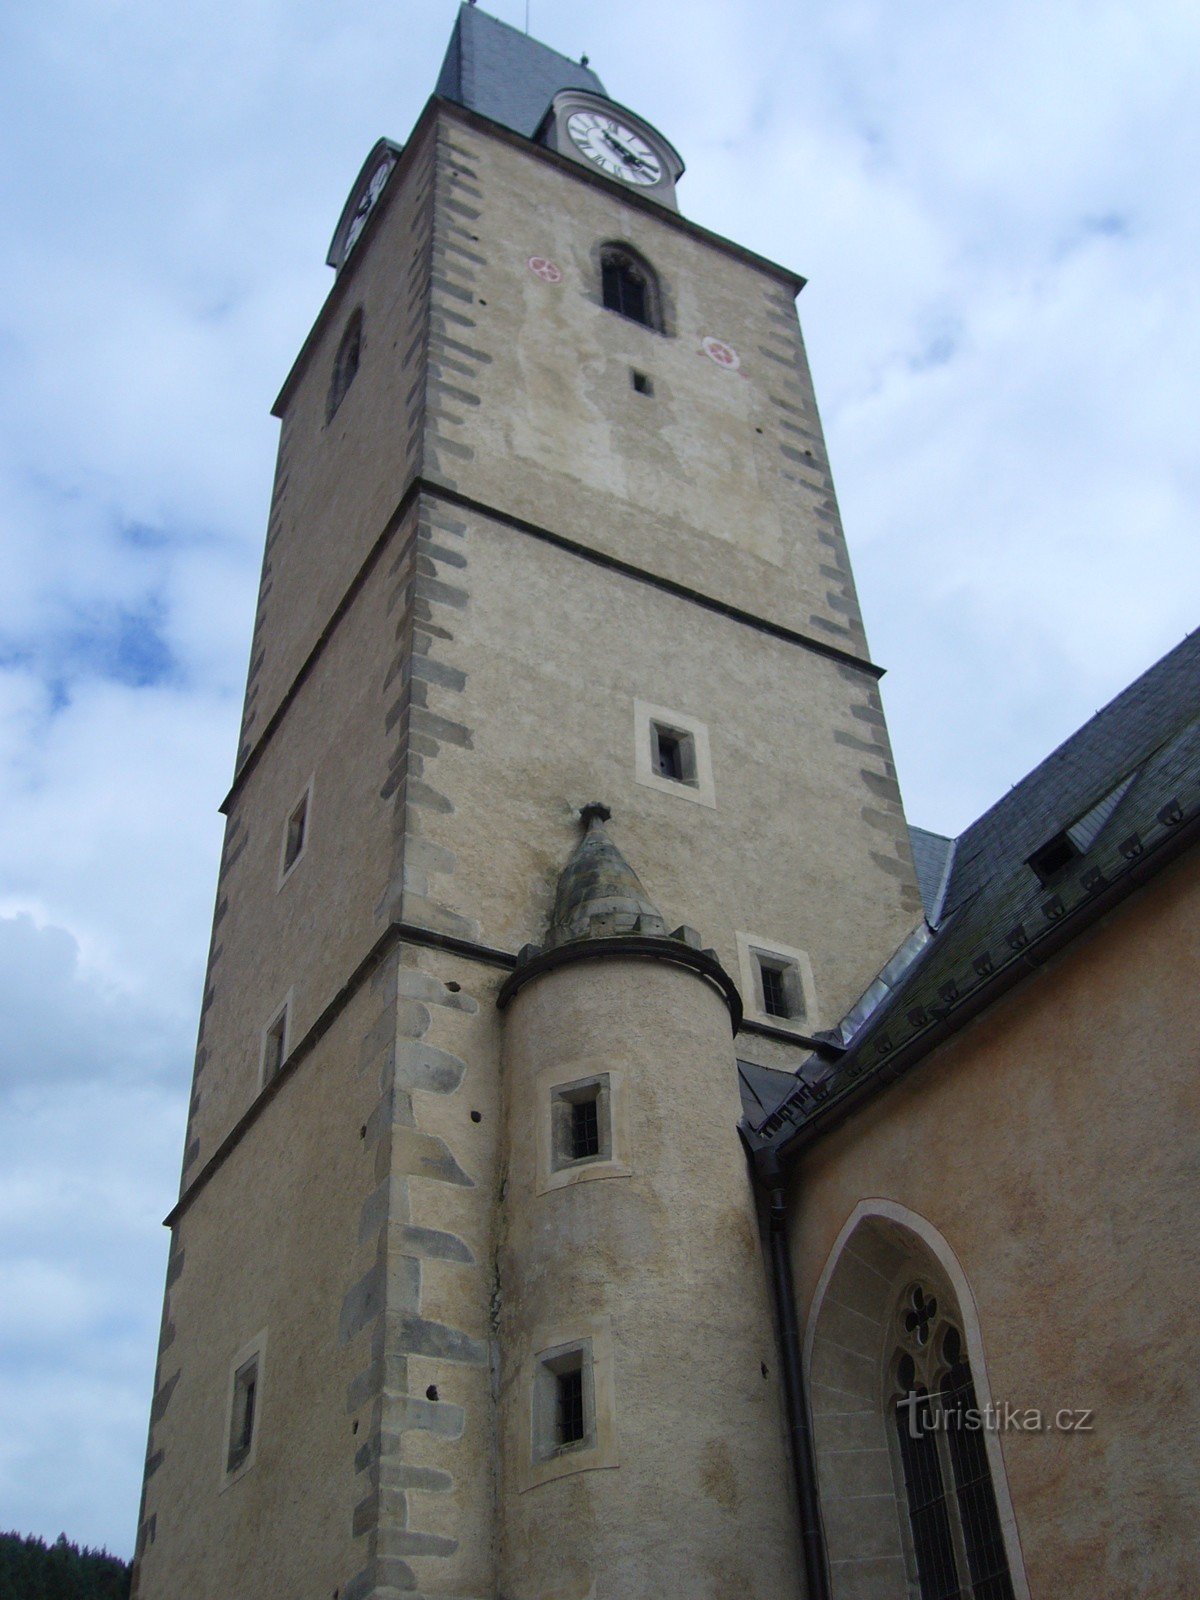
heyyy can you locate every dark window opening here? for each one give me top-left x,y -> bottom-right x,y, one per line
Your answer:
283,793 -> 308,873
651,722 -> 697,786
600,245 -> 661,331
227,1357 -> 258,1473
631,368 -> 653,395
760,963 -> 787,1017
942,1355 -> 1016,1600
895,1390 -> 960,1600
263,1010 -> 287,1085
1028,830 -> 1079,884
656,728 -> 684,779
327,309 -> 363,422
571,1096 -> 600,1160
756,954 -> 803,1022
556,1366 -> 585,1447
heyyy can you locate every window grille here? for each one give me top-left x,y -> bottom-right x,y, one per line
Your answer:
571,1096 -> 600,1160
556,1366 -> 585,1446
599,245 -> 661,331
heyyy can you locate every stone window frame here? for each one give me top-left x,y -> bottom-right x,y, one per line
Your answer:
278,776 -> 315,888
259,990 -> 293,1091
633,698 -> 716,809
596,240 -> 669,335
523,1316 -> 619,1492
535,1057 -> 631,1197
220,1329 -> 267,1490
735,931 -> 818,1034
804,1201 -> 1031,1600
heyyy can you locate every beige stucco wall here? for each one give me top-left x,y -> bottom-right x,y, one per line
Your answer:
135,980 -> 386,1599
499,955 -> 802,1600
137,88 -> 925,1600
788,848 -> 1200,1599
421,112 -> 868,660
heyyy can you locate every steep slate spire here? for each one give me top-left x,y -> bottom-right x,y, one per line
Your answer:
435,3 -> 607,139
544,803 -> 669,949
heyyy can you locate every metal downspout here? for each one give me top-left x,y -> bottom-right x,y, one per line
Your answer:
756,1149 -> 831,1600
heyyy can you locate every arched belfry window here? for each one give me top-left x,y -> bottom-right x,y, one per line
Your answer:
326,308 -> 363,422
805,1204 -> 1028,1600
599,244 -> 662,331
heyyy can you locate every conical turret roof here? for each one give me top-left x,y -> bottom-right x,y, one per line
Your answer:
544,803 -> 669,950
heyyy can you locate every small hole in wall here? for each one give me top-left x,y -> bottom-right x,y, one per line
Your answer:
446,981 -> 461,993
805,449 -> 814,457
426,1385 -> 439,1402
478,298 -> 488,305
755,426 -> 763,433
760,1362 -> 769,1379
351,1419 -> 358,1434
470,1109 -> 482,1123
359,1124 -> 366,1139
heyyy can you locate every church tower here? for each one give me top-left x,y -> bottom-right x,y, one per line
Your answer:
133,8 -> 922,1597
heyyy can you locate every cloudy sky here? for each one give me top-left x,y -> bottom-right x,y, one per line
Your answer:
1,0 -> 1196,1559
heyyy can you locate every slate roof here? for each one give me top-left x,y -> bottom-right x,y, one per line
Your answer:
436,3 -> 607,139
745,627 -> 1200,1153
908,825 -> 953,921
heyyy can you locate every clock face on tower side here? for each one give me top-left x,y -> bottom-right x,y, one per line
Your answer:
566,110 -> 663,187
344,153 -> 396,256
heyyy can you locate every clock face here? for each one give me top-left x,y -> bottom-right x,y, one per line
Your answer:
566,111 -> 663,187
344,155 -> 396,256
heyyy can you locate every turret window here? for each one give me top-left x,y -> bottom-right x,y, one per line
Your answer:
326,308 -> 363,422
570,1094 -> 601,1160
599,244 -> 662,331
533,1342 -> 594,1461
552,1076 -> 611,1171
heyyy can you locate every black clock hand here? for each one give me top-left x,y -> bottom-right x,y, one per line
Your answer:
602,130 -> 652,171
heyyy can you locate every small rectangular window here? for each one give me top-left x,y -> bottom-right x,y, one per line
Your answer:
552,1077 -> 611,1172
533,1341 -> 594,1464
760,962 -> 788,1018
227,1356 -> 259,1473
756,954 -> 804,1023
651,722 -> 697,786
262,1007 -> 288,1086
631,369 -> 653,395
283,793 -> 307,873
571,1097 -> 600,1160
556,1365 -> 585,1447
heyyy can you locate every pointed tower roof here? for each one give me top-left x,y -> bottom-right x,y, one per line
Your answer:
497,805 -> 742,1027
436,4 -> 607,140
544,803 -> 669,950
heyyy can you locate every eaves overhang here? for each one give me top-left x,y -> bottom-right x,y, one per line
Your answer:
743,786 -> 1200,1168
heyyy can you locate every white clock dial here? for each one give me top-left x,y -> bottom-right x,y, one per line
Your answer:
345,155 -> 396,255
566,111 -> 662,186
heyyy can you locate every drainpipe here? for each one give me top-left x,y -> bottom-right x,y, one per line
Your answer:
755,1147 -> 830,1600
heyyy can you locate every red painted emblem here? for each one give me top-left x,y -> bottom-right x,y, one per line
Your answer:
527,256 -> 563,284
701,335 -> 740,371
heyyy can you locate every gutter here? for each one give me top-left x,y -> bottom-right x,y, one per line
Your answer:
749,1147 -> 831,1600
753,796 -> 1200,1163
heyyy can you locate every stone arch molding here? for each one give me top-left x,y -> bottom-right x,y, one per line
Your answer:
804,1199 -> 1030,1600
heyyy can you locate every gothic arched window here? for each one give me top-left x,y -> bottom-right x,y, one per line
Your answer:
889,1283 -> 1015,1600
599,244 -> 662,331
327,308 -> 363,422
806,1205 -> 1028,1599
